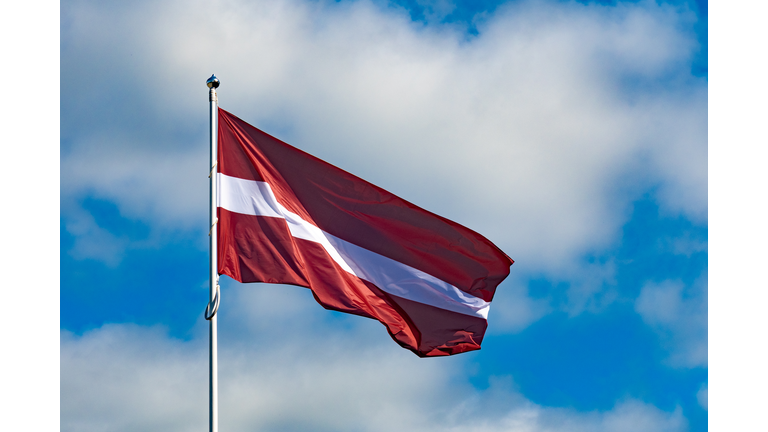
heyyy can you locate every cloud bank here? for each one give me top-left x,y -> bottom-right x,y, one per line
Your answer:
62,284 -> 689,432
61,0 -> 707,276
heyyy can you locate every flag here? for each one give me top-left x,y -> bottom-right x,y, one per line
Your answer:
216,109 -> 514,357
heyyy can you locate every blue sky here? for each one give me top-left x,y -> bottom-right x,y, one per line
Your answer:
54,0 -> 715,430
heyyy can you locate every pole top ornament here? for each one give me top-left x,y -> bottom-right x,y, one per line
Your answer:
207,74 -> 220,89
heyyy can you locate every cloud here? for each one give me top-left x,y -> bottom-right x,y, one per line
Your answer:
61,0 -> 706,277
63,205 -> 129,267
635,273 -> 708,367
488,275 -> 552,332
696,383 -> 707,410
62,134 -> 209,230
61,284 -> 689,431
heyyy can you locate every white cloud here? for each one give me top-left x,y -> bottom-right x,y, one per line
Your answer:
635,273 -> 708,367
61,324 -> 208,432
488,275 -> 552,332
63,205 -> 129,267
61,133 -> 209,230
696,383 -> 707,410
61,284 -> 689,432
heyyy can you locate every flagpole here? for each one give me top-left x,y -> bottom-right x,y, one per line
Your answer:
205,74 -> 220,432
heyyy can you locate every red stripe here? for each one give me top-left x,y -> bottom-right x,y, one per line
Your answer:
390,295 -> 487,357
218,115 -> 267,182
218,209 -> 308,286
218,109 -> 513,302
218,210 -> 488,356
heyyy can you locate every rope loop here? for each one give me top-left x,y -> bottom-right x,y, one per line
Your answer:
208,161 -> 218,178
205,284 -> 221,320
208,218 -> 218,236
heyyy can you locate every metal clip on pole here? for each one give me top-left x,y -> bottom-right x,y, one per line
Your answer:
205,283 -> 221,320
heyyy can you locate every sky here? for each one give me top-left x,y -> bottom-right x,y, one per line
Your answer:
54,0 -> 716,430
8,0 -> 752,430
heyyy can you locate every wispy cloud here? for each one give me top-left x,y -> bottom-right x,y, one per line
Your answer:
696,383 -> 707,410
64,205 -> 129,267
635,273 -> 708,367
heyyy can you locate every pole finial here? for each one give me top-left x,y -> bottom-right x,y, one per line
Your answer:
206,74 -> 220,89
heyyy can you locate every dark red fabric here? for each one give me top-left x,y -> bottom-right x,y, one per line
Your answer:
218,209 -> 308,286
217,108 -> 514,356
382,294 -> 488,356
218,109 -> 513,303
218,211 -> 490,357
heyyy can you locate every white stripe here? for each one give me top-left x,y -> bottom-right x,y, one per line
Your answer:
217,173 -> 490,319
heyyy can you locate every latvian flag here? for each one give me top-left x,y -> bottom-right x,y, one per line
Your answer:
217,109 -> 514,357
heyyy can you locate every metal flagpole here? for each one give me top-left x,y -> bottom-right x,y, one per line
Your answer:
205,74 -> 221,432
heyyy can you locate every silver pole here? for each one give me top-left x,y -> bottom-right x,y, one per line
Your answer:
206,74 -> 220,432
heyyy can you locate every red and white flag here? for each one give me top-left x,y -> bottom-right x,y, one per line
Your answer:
216,109 -> 514,357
